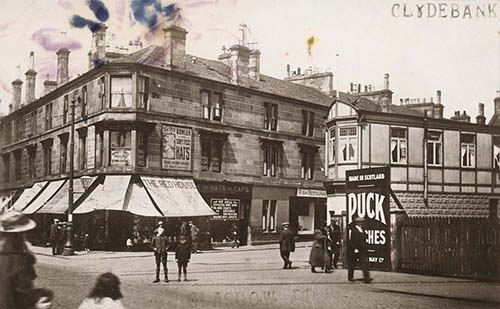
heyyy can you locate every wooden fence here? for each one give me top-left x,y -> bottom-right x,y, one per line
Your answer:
398,217 -> 500,280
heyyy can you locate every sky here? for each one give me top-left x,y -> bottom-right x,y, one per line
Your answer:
0,0 -> 498,119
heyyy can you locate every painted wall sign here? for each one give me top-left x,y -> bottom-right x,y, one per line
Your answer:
346,166 -> 391,270
110,149 -> 131,166
161,124 -> 192,170
210,198 -> 240,220
297,188 -> 327,198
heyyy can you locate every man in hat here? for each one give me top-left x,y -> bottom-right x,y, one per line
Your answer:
154,221 -> 165,237
48,218 -> 60,255
279,222 -> 295,269
326,218 -> 341,269
188,221 -> 200,253
151,228 -> 169,283
347,216 -> 372,283
0,211 -> 54,309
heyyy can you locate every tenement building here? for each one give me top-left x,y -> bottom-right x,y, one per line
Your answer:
325,77 -> 500,221
0,25 -> 331,248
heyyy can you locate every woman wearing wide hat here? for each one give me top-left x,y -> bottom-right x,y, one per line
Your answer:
0,210 -> 54,309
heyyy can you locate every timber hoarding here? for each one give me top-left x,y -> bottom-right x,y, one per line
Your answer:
346,166 -> 391,270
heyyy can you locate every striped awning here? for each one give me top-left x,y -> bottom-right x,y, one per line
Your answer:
23,180 -> 66,214
35,177 -> 97,214
11,181 -> 48,212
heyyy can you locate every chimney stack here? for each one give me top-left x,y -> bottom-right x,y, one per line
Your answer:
381,96 -> 391,113
476,103 -> 486,125
25,51 -> 37,104
57,48 -> 70,85
90,24 -> 107,67
11,79 -> 23,112
436,90 -> 442,105
229,44 -> 250,84
494,96 -> 500,116
384,73 -> 390,90
43,78 -> 57,94
163,25 -> 187,68
249,49 -> 261,81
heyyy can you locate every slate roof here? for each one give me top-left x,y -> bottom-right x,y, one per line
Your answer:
111,45 -> 333,107
390,192 -> 490,218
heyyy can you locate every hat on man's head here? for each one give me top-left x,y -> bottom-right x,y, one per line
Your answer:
54,218 -> 59,222
353,216 -> 365,222
281,222 -> 290,227
157,221 -> 164,226
0,211 -> 36,233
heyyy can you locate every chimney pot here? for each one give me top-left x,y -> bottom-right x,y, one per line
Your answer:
494,96 -> 500,115
25,51 -> 37,104
384,73 -> 390,90
11,79 -> 23,111
57,48 -> 70,84
436,90 -> 442,105
476,103 -> 486,125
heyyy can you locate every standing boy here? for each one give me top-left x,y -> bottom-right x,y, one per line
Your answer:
151,229 -> 169,283
175,236 -> 191,282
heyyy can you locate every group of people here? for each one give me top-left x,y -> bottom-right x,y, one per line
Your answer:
48,219 -> 90,255
279,217 -> 372,283
150,220 -> 197,283
0,210 -> 126,309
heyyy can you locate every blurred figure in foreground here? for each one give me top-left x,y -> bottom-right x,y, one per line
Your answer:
0,211 -> 53,309
79,272 -> 125,309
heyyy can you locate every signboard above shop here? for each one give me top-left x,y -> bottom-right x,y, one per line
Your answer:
161,124 -> 192,171
210,198 -> 240,220
346,166 -> 391,270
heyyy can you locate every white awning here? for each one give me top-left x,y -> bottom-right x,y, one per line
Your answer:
23,180 -> 66,214
141,176 -> 216,217
74,175 -> 131,214
36,177 -> 97,214
11,181 -> 48,211
124,181 -> 163,217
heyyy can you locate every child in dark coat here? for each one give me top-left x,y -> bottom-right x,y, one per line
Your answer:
175,236 -> 191,282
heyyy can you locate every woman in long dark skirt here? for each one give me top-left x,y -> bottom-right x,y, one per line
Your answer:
309,229 -> 332,273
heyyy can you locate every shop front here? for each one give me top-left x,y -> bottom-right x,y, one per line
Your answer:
289,188 -> 327,239
196,181 -> 252,245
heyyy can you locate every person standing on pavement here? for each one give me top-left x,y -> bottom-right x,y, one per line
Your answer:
279,222 -> 295,269
153,221 -> 165,239
0,211 -> 54,309
189,221 -> 200,253
347,217 -> 372,283
309,229 -> 332,273
327,218 -> 341,269
175,236 -> 191,282
230,223 -> 240,248
55,222 -> 66,255
151,229 -> 169,283
48,218 -> 60,255
79,272 -> 125,309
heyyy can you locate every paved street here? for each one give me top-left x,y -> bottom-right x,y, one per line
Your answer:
31,244 -> 500,309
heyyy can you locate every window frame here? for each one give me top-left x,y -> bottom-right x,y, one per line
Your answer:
262,142 -> 281,177
2,154 -> 10,183
390,127 -> 408,165
328,127 -> 336,165
13,151 -> 22,181
79,132 -> 87,171
264,103 -> 278,131
301,150 -> 315,180
138,76 -> 149,110
43,142 -> 52,176
494,135 -> 500,172
27,147 -> 36,179
200,90 -> 224,122
427,130 -> 443,167
200,136 -> 223,173
301,110 -> 315,137
45,102 -> 53,130
63,95 -> 69,125
60,138 -> 68,174
109,130 -> 132,166
110,76 -> 133,109
460,133 -> 475,168
81,85 -> 88,117
338,126 -> 358,163
262,199 -> 277,233
136,131 -> 148,167
98,76 -> 106,110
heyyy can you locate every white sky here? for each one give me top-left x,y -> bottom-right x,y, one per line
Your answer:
0,0 -> 498,119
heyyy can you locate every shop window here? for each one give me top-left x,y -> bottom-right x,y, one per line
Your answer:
137,131 -> 148,167
2,154 -> 10,183
200,137 -> 223,172
291,199 -> 314,234
301,110 -> 314,137
494,136 -> 500,173
110,130 -> 131,166
301,151 -> 315,180
329,127 -> 336,165
63,95 -> 69,124
338,127 -> 357,163
461,133 -> 475,168
262,143 -> 280,177
95,132 -> 104,167
45,102 -> 53,130
264,103 -> 278,131
201,90 -> 223,122
27,147 -> 36,179
138,76 -> 149,110
262,200 -> 277,232
110,76 -> 132,108
81,85 -> 88,117
60,137 -> 68,174
427,130 -> 442,166
391,127 -> 407,164
78,132 -> 87,170
43,142 -> 52,176
13,151 -> 21,181
98,76 -> 106,109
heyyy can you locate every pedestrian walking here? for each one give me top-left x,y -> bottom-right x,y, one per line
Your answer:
126,237 -> 133,251
49,218 -> 60,255
55,222 -> 66,255
279,222 -> 295,269
230,223 -> 240,248
347,217 -> 373,283
175,236 -> 191,282
0,211 -> 54,309
83,233 -> 90,253
151,229 -> 169,283
189,221 -> 200,253
79,272 -> 125,309
309,229 -> 332,273
327,219 -> 341,269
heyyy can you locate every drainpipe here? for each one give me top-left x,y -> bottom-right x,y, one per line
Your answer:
423,116 -> 428,205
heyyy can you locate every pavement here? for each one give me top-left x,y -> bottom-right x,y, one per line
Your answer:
30,243 -> 500,309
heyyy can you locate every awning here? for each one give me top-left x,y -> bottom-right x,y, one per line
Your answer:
23,180 -> 66,214
141,176 -> 216,217
74,175 -> 131,214
36,177 -> 97,214
10,181 -> 48,211
124,181 -> 163,217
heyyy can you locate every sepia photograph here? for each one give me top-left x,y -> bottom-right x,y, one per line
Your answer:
0,0 -> 499,308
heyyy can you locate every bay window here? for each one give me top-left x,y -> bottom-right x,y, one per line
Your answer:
110,130 -> 131,166
329,127 -> 336,165
338,127 -> 357,163
110,76 -> 132,108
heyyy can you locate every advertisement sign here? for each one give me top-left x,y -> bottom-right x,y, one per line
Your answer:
210,198 -> 240,220
161,125 -> 192,170
110,149 -> 131,166
346,166 -> 391,270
